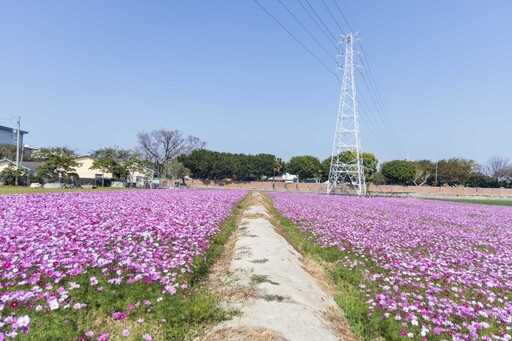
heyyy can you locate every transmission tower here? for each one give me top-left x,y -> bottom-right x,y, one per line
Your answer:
327,33 -> 366,196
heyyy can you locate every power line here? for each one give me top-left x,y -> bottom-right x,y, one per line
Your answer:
358,105 -> 397,158
296,0 -> 341,53
252,0 -> 339,80
277,0 -> 338,63
252,0 -> 404,159
303,0 -> 339,43
357,86 -> 403,157
357,73 -> 404,156
332,0 -> 354,33
357,45 -> 406,157
324,0 -> 407,159
320,0 -> 346,36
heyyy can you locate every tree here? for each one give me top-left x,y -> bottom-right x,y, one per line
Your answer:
320,151 -> 378,183
34,147 -> 80,182
0,144 -> 18,160
467,171 -> 498,188
412,160 -> 435,186
163,160 -> 190,182
381,160 -> 416,185
273,157 -> 285,181
252,154 -> 275,179
361,152 -> 378,183
179,150 -> 277,181
178,149 -> 213,179
32,146 -> 76,160
90,147 -> 140,180
486,155 -> 510,180
0,164 -> 24,185
287,155 -> 321,180
136,129 -> 206,176
436,158 -> 476,186
320,157 -> 331,182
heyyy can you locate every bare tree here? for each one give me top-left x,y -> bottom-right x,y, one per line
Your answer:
486,155 -> 510,180
412,160 -> 435,186
136,129 -> 205,176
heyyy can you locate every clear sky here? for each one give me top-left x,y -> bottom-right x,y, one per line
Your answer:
1,1 -> 511,165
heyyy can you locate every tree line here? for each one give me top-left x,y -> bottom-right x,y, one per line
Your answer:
377,156 -> 512,188
1,128 -> 510,188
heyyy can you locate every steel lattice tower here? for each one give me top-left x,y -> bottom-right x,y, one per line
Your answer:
327,34 -> 366,196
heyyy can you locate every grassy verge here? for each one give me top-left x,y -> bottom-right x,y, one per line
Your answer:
7,194 -> 249,341
422,197 -> 512,206
264,195 -> 397,341
0,185 -> 139,195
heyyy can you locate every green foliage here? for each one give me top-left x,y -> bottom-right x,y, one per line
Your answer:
320,158 -> 331,182
467,172 -> 498,188
436,158 -> 477,186
90,147 -> 141,180
178,150 -> 276,181
0,144 -> 17,159
163,160 -> 190,180
412,159 -> 436,186
32,147 -> 77,160
0,164 -> 24,185
273,157 -> 285,175
0,143 -> 36,162
321,152 -> 378,183
380,160 -> 416,185
426,198 -> 512,206
34,147 -> 80,182
286,155 -> 321,180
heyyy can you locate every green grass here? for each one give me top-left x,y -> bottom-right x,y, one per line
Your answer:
250,274 -> 279,285
423,197 -> 512,206
265,195 -> 396,341
0,185 -> 139,195
5,193 -> 250,340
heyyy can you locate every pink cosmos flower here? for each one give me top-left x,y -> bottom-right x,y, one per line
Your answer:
112,312 -> 127,321
97,332 -> 109,341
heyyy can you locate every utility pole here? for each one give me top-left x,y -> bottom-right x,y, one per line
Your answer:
15,116 -> 21,169
327,34 -> 366,196
15,116 -> 21,186
435,162 -> 438,186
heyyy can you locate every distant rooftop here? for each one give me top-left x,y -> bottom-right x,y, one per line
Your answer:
0,125 -> 28,134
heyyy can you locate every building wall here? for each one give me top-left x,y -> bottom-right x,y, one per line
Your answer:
73,157 -> 113,180
0,130 -> 24,146
72,157 -> 151,183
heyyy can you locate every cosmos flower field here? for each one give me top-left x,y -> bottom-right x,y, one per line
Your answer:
0,189 -> 246,339
269,193 -> 512,341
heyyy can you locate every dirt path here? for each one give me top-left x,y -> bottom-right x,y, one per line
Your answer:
203,192 -> 357,341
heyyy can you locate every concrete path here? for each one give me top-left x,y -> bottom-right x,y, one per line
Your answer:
205,192 -> 355,341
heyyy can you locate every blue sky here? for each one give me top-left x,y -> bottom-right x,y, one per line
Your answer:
1,1 -> 511,165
